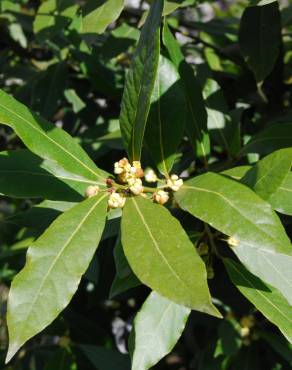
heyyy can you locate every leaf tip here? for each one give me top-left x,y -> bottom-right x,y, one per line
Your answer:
205,304 -> 223,319
5,341 -> 20,364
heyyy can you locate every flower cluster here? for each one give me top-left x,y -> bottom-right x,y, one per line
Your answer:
166,174 -> 183,192
114,158 -> 144,195
99,158 -> 185,208
108,192 -> 126,209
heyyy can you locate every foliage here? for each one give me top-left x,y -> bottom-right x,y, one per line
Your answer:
0,0 -> 292,369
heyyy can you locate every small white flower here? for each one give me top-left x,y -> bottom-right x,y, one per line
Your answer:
167,174 -> 183,191
145,168 -> 157,183
129,178 -> 144,195
114,163 -> 123,175
114,158 -> 131,175
130,166 -> 137,175
132,161 -> 144,178
126,175 -> 137,186
108,192 -> 126,209
85,185 -> 100,198
153,190 -> 169,205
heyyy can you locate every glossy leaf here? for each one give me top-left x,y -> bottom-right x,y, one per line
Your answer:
81,0 -> 124,35
202,78 -> 238,157
222,166 -> 251,180
270,172 -> 292,216
145,56 -> 186,176
241,149 -> 292,200
175,172 -> 291,254
119,0 -> 163,161
239,1 -> 281,82
224,259 -> 292,344
240,123 -> 292,156
0,150 -> 103,201
163,23 -> 210,163
0,89 -> 109,182
6,193 -> 108,363
121,196 -> 220,316
230,241 -> 292,305
131,291 -> 190,370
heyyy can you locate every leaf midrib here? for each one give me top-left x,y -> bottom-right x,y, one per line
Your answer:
228,261 -> 292,326
182,184 -> 286,249
12,194 -> 107,344
0,169 -> 103,186
0,101 -> 104,181
131,197 -> 189,290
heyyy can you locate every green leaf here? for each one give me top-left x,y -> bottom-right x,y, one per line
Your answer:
217,319 -> 241,357
0,150 -> 102,201
81,0 -> 124,35
202,78 -> 239,157
119,0 -> 163,161
121,196 -> 220,316
6,193 -> 108,363
8,22 -> 27,48
270,172 -> 292,216
240,123 -> 292,156
224,166 -> 292,217
0,89 -> 109,182
64,89 -> 86,113
224,258 -> 292,344
241,149 -> 292,201
239,1 -> 281,82
163,0 -> 195,15
230,241 -> 292,306
163,23 -> 210,163
113,234 -> 134,279
178,171 -> 292,306
175,172 -> 291,254
110,272 -> 140,298
145,55 -> 186,176
131,291 -> 190,370
222,166 -> 251,180
34,0 -> 77,39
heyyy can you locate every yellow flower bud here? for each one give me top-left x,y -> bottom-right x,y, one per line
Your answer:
153,190 -> 169,205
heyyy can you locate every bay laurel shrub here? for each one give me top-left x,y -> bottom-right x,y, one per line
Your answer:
0,0 -> 292,369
